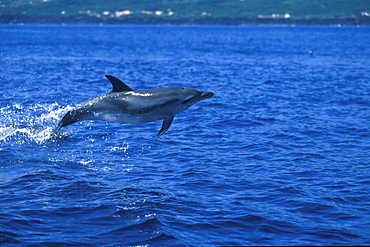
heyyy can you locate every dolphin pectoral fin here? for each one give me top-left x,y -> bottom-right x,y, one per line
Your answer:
105,75 -> 134,92
157,116 -> 174,136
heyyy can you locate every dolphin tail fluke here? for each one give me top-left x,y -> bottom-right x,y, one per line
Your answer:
58,110 -> 78,128
157,116 -> 174,136
50,121 -> 63,138
49,110 -> 76,138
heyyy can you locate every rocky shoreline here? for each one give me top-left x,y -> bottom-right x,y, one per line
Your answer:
1,15 -> 369,26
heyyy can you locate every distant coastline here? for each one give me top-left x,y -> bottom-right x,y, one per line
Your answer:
1,15 -> 369,26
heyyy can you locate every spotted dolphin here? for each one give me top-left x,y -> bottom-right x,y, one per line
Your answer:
55,75 -> 215,136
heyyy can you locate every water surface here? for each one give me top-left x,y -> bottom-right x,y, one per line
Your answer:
1,24 -> 370,246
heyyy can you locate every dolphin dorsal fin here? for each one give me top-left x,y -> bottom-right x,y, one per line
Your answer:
105,75 -> 134,92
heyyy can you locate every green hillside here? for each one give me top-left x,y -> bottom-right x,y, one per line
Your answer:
1,0 -> 369,24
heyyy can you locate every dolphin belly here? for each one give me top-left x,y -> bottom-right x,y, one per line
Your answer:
90,110 -> 166,125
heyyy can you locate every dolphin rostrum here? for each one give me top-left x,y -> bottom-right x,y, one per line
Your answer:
54,75 -> 215,136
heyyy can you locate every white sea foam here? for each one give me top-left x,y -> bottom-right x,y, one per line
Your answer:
0,103 -> 73,144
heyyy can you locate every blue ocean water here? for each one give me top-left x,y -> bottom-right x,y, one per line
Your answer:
0,24 -> 370,246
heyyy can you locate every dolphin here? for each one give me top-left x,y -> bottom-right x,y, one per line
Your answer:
54,75 -> 215,136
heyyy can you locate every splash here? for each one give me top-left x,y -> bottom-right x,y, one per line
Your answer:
0,103 -> 73,144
